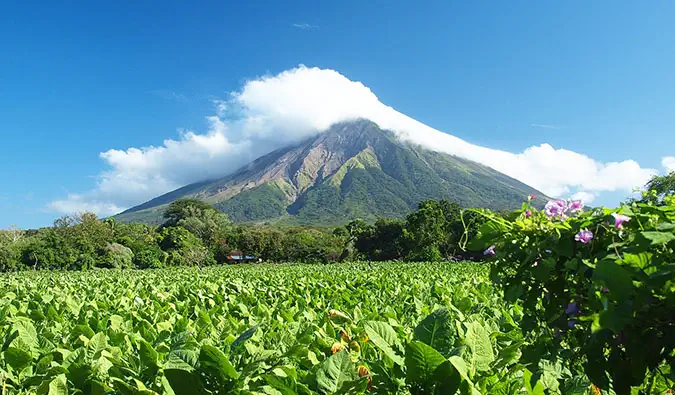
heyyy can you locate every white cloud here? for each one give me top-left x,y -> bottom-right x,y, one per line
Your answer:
49,194 -> 124,217
570,191 -> 596,204
292,23 -> 318,30
663,156 -> 675,172
531,123 -> 564,130
49,65 -> 659,215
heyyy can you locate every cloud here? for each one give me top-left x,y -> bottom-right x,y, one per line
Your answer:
49,194 -> 124,217
531,123 -> 564,130
663,156 -> 675,172
570,191 -> 596,204
292,23 -> 319,30
50,65 -> 659,215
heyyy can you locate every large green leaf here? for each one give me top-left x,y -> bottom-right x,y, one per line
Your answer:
464,322 -> 494,373
638,231 -> 675,246
414,308 -> 454,356
198,344 -> 239,381
405,341 -> 446,387
86,332 -> 108,361
163,368 -> 206,395
139,339 -> 159,369
593,259 -> 634,300
315,350 -> 356,394
4,347 -> 33,371
37,373 -> 68,395
363,321 -> 404,366
523,368 -> 545,395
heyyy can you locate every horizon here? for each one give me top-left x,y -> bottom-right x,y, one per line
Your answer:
3,1 -> 675,228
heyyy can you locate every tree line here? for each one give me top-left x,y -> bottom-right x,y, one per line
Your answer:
0,198 -> 487,271
3,171 -> 671,271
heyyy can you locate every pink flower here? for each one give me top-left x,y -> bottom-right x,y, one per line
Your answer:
483,245 -> 496,256
611,213 -> 631,229
574,229 -> 593,244
528,194 -> 537,200
525,210 -> 532,217
569,200 -> 584,213
545,200 -> 568,218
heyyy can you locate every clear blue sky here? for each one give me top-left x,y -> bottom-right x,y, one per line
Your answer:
2,1 -> 674,228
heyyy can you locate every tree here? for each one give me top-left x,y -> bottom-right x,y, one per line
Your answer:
643,171 -> 675,203
404,200 -> 446,261
163,199 -> 232,249
163,198 -> 219,226
159,227 -> 215,267
103,243 -> 134,269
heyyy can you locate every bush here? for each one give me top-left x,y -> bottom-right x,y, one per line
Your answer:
473,196 -> 675,393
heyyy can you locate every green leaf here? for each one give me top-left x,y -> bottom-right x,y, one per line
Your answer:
593,259 -> 634,300
86,332 -> 108,361
138,340 -> 159,372
639,231 -> 675,245
163,369 -> 205,395
315,350 -> 356,394
433,360 -> 463,395
108,315 -> 124,332
622,252 -> 652,270
198,344 -> 239,382
232,324 -> 259,348
165,349 -> 198,371
405,341 -> 446,386
4,347 -> 33,371
414,308 -> 454,356
38,373 -> 68,395
464,322 -> 494,373
363,321 -> 404,366
264,369 -> 298,395
523,368 -> 545,395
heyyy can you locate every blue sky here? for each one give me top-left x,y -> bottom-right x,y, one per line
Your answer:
2,1 -> 674,228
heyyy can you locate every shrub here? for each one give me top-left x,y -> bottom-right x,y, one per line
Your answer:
473,196 -> 675,393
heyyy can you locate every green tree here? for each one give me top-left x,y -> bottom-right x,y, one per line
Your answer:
643,171 -> 675,203
163,198 -> 232,249
159,227 -> 215,267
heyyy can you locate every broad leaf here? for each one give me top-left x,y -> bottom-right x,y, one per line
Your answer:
464,321 -> 494,373
198,344 -> 239,381
315,350 -> 355,393
405,341 -> 446,387
363,321 -> 404,366
414,308 -> 454,356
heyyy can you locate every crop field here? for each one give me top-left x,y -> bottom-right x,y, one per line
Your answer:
0,262 -> 586,394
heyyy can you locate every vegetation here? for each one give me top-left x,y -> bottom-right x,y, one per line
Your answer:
0,198 -> 488,271
472,193 -> 675,394
0,173 -> 674,393
0,262 -> 580,394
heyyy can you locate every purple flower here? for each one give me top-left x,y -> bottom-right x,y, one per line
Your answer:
611,213 -> 631,229
483,245 -> 496,256
601,287 -> 609,294
574,229 -> 593,244
545,200 -> 568,219
525,210 -> 532,217
569,200 -> 584,213
565,302 -> 579,315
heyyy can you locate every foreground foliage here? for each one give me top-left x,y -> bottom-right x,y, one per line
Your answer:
0,262 -> 594,394
473,195 -> 675,394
